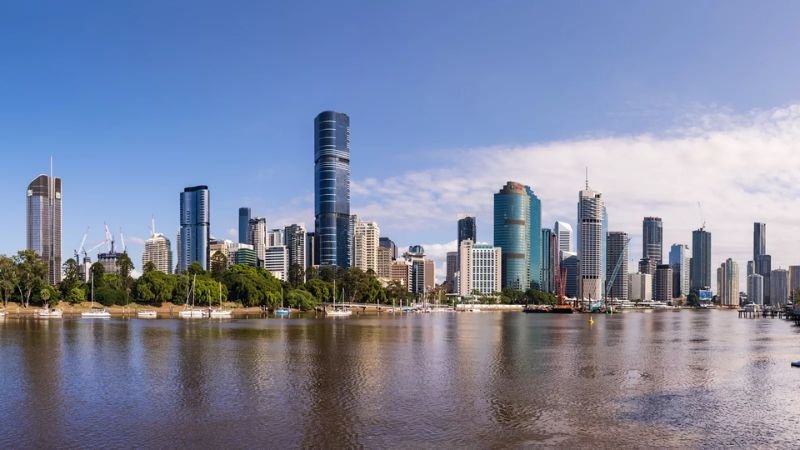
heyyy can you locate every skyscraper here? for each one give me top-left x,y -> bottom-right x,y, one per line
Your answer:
770,268 -> 789,306
379,237 -> 397,260
753,222 -> 766,263
606,231 -> 629,300
654,264 -> 673,302
541,229 -> 553,293
284,224 -> 307,271
789,265 -> 800,300
577,181 -> 604,301
753,222 -> 771,304
353,219 -> 380,274
494,182 -> 531,290
445,251 -> 458,293
756,254 -> 772,304
560,251 -> 579,298
527,186 -> 543,289
747,273 -> 764,305
668,244 -> 690,298
690,227 -> 711,293
238,207 -> 251,244
265,245 -> 289,281
457,216 -> 477,248
143,233 -> 172,274
179,185 -> 210,272
314,110 -> 351,268
457,240 -> 502,296
248,218 -> 267,265
554,221 -> 573,253
642,217 -> 663,263
26,173 -> 62,284
716,258 -> 739,306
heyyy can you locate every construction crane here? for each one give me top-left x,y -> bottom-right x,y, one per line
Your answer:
604,236 -> 632,305
120,228 -> 126,254
74,228 -> 89,261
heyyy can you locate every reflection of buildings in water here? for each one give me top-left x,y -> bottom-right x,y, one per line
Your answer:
18,319 -> 67,439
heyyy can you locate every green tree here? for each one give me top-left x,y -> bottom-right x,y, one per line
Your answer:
60,257 -> 82,298
687,292 -> 699,307
288,264 -> 305,288
0,255 -> 18,307
187,262 -> 206,276
210,251 -> 228,280
90,262 -> 105,287
286,289 -> 317,310
66,286 -> 86,304
385,280 -> 410,305
14,250 -> 47,308
305,278 -> 332,302
142,261 -> 157,274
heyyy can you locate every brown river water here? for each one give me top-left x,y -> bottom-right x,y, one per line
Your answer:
0,309 -> 798,448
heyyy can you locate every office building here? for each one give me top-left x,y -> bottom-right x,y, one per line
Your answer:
642,217 -> 663,263
143,232 -> 172,274
493,182 -> 531,290
628,273 -> 653,301
314,110 -> 351,268
789,265 -> 800,300
638,258 -> 656,275
668,244 -> 690,298
268,228 -> 285,247
353,220 -> 380,274
561,251 -> 579,298
306,233 -> 317,268
606,232 -> 629,300
716,259 -> 739,306
554,221 -> 573,253
265,246 -> 289,281
690,227 -> 711,293
377,246 -> 392,279
284,224 -> 307,271
527,186 -> 543,289
238,207 -> 251,244
445,251 -> 458,293
179,185 -> 210,272
770,268 -> 789,306
390,260 -> 412,290
577,180 -> 605,301
457,216 -> 477,250
232,243 -> 257,267
26,173 -> 62,284
756,254 -> 772,304
753,222 -> 766,263
403,246 -> 433,295
747,273 -> 764,305
248,218 -> 267,264
654,264 -> 673,302
541,229 -> 554,293
747,260 -> 755,276
379,237 -> 397,260
458,240 -> 502,296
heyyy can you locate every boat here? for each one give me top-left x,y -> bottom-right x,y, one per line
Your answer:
137,310 -> 157,319
275,287 -> 290,316
551,305 -> 575,314
0,311 -> 6,318
180,275 -> 209,319
208,282 -> 233,318
523,305 -> 550,313
82,272 -> 111,318
791,361 -> 800,368
35,308 -> 63,318
324,282 -> 352,317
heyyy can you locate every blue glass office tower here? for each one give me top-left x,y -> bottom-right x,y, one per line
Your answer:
238,207 -> 251,244
314,111 -> 351,268
179,185 -> 210,272
526,186 -> 542,290
494,182 -> 531,290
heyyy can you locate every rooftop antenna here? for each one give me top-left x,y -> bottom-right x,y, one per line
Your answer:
151,215 -> 156,237
585,167 -> 589,190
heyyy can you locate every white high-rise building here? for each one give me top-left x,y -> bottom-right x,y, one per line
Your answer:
717,258 -> 739,306
248,218 -> 267,264
268,228 -> 285,247
353,220 -> 380,274
554,221 -> 573,253
668,244 -> 691,298
577,181 -> 604,301
457,239 -> 501,296
747,273 -> 764,305
143,233 -> 172,274
265,246 -> 289,281
628,273 -> 652,301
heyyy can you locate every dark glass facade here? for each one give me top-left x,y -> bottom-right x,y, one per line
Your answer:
527,187 -> 542,290
379,237 -> 397,260
179,185 -> 210,272
690,228 -> 711,292
314,111 -> 351,268
238,207 -> 251,244
493,182 -> 530,290
642,217 -> 663,263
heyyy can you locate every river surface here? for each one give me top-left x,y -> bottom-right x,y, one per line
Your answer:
1,310 -> 799,448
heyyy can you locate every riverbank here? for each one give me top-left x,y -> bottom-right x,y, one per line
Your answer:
0,301 -> 269,317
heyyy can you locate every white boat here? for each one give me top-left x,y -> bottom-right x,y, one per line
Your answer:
35,308 -> 63,318
274,287 -> 290,316
325,281 -> 352,317
208,281 -> 232,318
0,311 -> 6,318
180,274 -> 209,319
82,273 -> 111,318
137,310 -> 157,318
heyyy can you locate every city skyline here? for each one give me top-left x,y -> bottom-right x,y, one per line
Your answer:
6,3 -> 800,288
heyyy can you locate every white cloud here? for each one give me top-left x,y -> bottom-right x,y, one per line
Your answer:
354,104 -> 800,287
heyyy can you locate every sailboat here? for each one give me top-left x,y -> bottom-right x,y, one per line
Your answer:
82,272 -> 111,318
325,281 -> 352,317
275,287 -> 290,316
209,281 -> 232,318
179,274 -> 208,318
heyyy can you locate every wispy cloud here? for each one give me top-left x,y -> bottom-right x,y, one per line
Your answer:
353,104 -> 800,283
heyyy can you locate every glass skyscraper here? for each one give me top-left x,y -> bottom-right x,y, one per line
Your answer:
494,182 -> 531,290
642,217 -> 663,263
238,207 -> 251,244
526,186 -> 542,290
26,173 -> 62,284
690,227 -> 711,293
179,185 -> 210,272
314,111 -> 351,268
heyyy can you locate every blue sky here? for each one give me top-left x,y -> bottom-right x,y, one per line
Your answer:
4,1 -> 800,278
